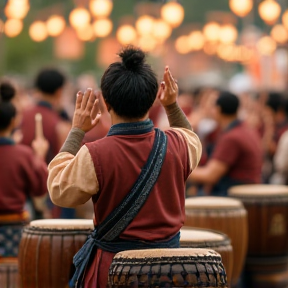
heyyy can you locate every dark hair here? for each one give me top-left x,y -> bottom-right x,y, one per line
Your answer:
0,82 -> 16,131
35,68 -> 65,95
100,46 -> 158,119
0,81 -> 16,102
216,91 -> 239,115
266,92 -> 285,113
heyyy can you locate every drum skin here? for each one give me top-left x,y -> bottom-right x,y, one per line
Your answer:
229,185 -> 288,256
184,197 -> 248,287
108,248 -> 228,288
0,258 -> 19,288
180,228 -> 233,287
18,220 -> 93,288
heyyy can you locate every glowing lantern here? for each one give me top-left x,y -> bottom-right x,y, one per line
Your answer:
258,0 -> 281,25
229,0 -> 253,17
54,27 -> 84,59
203,22 -> 220,42
89,0 -> 113,18
4,19 -> 23,37
282,10 -> 288,30
219,24 -> 238,44
92,18 -> 113,37
138,35 -> 157,52
271,24 -> 288,44
29,21 -> 48,42
188,30 -> 205,51
4,0 -> 30,20
153,19 -> 172,40
257,36 -> 277,55
76,25 -> 95,41
136,15 -> 154,36
161,1 -> 184,28
116,25 -> 137,45
69,8 -> 91,30
175,35 -> 190,54
46,15 -> 66,37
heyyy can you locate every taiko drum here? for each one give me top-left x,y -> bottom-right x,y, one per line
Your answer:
184,197 -> 248,287
18,219 -> 94,288
229,184 -> 288,288
108,248 -> 228,288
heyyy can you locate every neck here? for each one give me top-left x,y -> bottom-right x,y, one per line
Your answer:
220,115 -> 238,130
110,111 -> 149,125
39,94 -> 59,107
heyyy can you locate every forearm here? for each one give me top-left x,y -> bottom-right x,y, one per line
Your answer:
164,102 -> 192,130
60,127 -> 85,155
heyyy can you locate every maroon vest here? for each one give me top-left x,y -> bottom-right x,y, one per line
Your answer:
21,104 -> 62,163
86,129 -> 191,241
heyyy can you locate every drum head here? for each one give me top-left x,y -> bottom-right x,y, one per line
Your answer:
180,228 -> 230,247
185,196 -> 243,209
113,248 -> 220,260
29,219 -> 94,230
228,184 -> 288,198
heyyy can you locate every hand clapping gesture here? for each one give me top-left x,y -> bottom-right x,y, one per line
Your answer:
157,66 -> 179,107
72,88 -> 102,132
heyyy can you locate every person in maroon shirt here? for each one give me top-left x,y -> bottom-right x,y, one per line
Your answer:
0,81 -> 48,256
20,69 -> 74,218
189,91 -> 262,196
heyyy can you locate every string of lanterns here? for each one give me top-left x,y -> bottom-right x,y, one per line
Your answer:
1,0 -> 288,62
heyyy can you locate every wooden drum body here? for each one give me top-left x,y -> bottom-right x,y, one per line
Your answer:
184,197 -> 248,287
108,248 -> 228,288
229,184 -> 288,288
180,228 -> 233,286
18,219 -> 94,288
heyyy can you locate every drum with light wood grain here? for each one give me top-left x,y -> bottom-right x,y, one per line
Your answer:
108,248 -> 228,288
18,219 -> 94,288
229,184 -> 288,288
184,197 -> 248,287
180,227 -> 233,287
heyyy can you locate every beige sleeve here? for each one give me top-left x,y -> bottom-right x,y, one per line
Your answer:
47,145 -> 99,208
274,131 -> 288,174
171,127 -> 202,171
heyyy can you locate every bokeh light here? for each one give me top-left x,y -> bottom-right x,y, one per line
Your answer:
136,15 -> 154,36
229,0 -> 253,17
4,19 -> 23,37
69,8 -> 91,30
46,15 -> 66,37
271,24 -> 288,44
29,21 -> 48,42
116,25 -> 137,45
257,36 -> 277,55
4,0 -> 30,20
92,19 -> 113,38
203,22 -> 220,42
175,35 -> 191,54
161,1 -> 184,28
219,24 -> 238,44
258,0 -> 281,25
89,0 -> 113,18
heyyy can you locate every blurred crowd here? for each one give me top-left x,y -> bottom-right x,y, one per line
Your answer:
1,68 -> 288,224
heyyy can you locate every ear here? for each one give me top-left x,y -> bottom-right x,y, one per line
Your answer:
103,99 -> 111,112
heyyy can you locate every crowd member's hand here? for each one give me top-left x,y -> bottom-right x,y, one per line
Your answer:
157,66 -> 178,107
32,113 -> 49,160
72,88 -> 102,132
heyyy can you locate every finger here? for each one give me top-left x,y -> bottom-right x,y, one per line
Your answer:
168,68 -> 177,90
91,112 -> 102,127
35,113 -> 44,139
75,91 -> 83,109
91,99 -> 100,120
81,88 -> 92,110
85,91 -> 96,112
163,69 -> 173,91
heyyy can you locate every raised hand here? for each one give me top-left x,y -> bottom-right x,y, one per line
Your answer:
32,113 -> 49,160
72,88 -> 102,132
157,66 -> 178,107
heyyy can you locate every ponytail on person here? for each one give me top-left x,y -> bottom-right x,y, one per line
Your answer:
0,81 -> 16,131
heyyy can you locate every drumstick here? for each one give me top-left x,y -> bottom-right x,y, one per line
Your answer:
35,113 -> 44,139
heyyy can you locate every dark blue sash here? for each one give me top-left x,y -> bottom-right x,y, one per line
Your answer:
70,123 -> 177,288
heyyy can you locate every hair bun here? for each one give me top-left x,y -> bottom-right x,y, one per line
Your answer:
0,82 -> 16,102
119,46 -> 146,72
